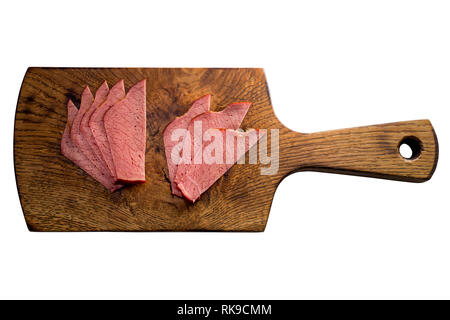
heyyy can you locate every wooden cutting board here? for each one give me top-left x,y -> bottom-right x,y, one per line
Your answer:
14,68 -> 439,231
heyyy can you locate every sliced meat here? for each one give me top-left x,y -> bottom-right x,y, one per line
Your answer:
173,102 -> 252,201
61,100 -> 123,192
186,102 -> 251,131
163,94 -> 210,196
175,129 -> 263,202
80,81 -> 110,175
70,87 -> 95,162
89,80 -> 126,179
173,102 -> 251,181
104,79 -> 146,183
71,86 -> 117,183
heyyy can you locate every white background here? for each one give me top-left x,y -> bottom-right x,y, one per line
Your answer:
1,0 -> 449,299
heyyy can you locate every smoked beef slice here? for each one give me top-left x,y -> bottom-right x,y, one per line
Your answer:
104,79 -> 147,183
80,81 -> 111,175
163,94 -> 210,196
174,102 -> 251,183
89,80 -> 126,180
173,102 -> 252,201
175,128 -> 263,202
61,100 -> 123,192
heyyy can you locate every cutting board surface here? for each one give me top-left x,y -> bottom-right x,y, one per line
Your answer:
14,68 -> 438,231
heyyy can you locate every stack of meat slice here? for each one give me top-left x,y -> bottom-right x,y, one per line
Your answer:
164,95 -> 264,202
61,79 -> 147,191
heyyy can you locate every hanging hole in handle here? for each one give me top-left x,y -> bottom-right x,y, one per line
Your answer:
398,136 -> 422,160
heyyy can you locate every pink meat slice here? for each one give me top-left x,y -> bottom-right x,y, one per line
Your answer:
89,80 -> 126,179
186,102 -> 251,131
174,101 -> 250,171
71,86 -> 117,183
173,102 -> 252,201
61,100 -> 123,192
163,94 -> 210,196
104,79 -> 146,183
175,128 -> 263,202
70,87 -> 97,164
80,81 -> 110,174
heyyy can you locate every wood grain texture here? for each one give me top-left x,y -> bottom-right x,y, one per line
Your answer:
14,68 -> 439,231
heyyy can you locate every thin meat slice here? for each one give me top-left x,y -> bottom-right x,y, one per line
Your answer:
61,100 -> 123,192
175,129 -> 263,202
173,101 -> 251,181
163,94 -> 210,196
173,102 -> 252,201
104,79 -> 146,183
89,80 -> 126,179
70,87 -> 97,164
80,81 -> 110,175
186,102 -> 251,131
71,86 -> 116,183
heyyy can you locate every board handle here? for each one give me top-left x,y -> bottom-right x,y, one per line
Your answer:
283,120 -> 438,182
